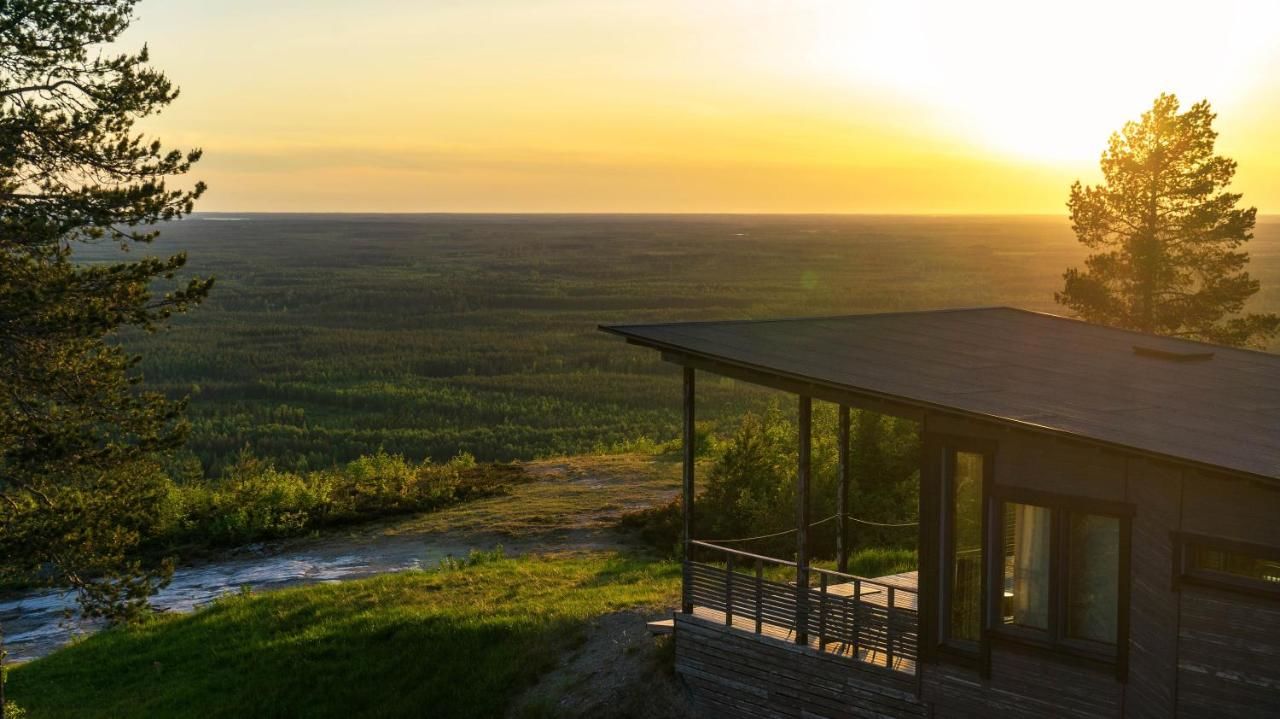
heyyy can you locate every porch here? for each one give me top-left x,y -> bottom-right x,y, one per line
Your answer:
685,541 -> 919,674
600,315 -> 937,716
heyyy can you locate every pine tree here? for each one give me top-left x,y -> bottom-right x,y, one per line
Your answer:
0,0 -> 209,626
1057,94 -> 1279,348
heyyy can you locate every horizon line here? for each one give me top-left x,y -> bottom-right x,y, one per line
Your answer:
187,210 -> 1280,218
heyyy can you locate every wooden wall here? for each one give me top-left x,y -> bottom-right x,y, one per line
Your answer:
1175,471 -> 1280,717
921,414 -> 1133,717
919,414 -> 1280,718
1122,459 -> 1182,718
674,613 -> 927,719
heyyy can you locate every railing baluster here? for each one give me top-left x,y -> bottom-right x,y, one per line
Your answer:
795,564 -> 808,645
886,586 -> 896,670
818,573 -> 828,651
725,554 -> 735,627
754,559 -> 763,634
682,541 -> 917,676
841,582 -> 850,653
852,578 -> 861,658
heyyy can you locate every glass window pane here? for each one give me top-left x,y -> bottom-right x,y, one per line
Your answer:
1191,546 -> 1280,585
1067,514 -> 1119,644
948,451 -> 984,642
1002,503 -> 1051,630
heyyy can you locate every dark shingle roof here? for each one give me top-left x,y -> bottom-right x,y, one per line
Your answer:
601,307 -> 1280,482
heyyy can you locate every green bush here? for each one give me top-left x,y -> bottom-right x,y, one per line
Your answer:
153,450 -> 514,549
623,403 -> 920,564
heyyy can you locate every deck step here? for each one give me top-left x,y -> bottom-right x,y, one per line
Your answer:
646,619 -> 675,636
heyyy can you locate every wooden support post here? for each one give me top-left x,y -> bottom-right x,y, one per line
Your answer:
681,366 -> 695,614
795,395 -> 812,645
837,404 -> 851,574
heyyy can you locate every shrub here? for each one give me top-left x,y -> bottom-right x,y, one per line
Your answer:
152,451 -> 520,549
621,403 -> 920,563
438,545 -> 506,571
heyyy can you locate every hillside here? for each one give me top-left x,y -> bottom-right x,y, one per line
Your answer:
8,553 -> 685,719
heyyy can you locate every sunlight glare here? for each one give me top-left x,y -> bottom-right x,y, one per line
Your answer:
804,0 -> 1280,165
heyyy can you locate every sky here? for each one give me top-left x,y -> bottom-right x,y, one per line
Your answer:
123,0 -> 1280,213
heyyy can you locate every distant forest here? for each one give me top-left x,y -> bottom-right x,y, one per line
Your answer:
93,214 -> 1280,476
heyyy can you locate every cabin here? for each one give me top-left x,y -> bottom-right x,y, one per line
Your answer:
600,307 -> 1280,718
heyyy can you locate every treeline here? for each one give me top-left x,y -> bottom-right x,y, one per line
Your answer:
92,214 -> 1102,475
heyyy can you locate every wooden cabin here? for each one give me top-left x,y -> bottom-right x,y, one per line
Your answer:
601,307 -> 1280,718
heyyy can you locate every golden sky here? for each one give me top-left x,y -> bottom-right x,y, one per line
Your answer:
125,0 -> 1280,213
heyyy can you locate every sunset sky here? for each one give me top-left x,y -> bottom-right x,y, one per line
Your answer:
126,0 -> 1280,213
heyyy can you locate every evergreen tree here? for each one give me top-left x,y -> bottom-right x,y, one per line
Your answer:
0,0 -> 209,626
1058,94 -> 1279,347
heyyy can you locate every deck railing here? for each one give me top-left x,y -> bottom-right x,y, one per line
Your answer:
686,540 -> 918,674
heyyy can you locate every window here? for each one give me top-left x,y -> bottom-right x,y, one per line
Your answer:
1178,533 -> 1280,598
1002,502 -> 1051,631
942,449 -> 985,648
1066,514 -> 1120,644
990,495 -> 1128,661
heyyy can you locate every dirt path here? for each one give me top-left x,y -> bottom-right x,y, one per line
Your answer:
1,454 -> 680,662
506,611 -> 699,719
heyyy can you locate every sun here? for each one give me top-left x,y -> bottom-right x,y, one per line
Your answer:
802,0 -> 1279,166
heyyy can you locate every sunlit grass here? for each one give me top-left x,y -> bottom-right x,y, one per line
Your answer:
8,553 -> 680,719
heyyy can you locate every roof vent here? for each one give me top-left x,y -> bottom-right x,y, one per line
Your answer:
1132,345 -> 1214,363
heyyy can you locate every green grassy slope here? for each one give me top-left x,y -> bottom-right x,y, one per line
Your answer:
8,554 -> 680,719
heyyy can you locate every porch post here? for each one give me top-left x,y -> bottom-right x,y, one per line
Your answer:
837,404 -> 851,574
681,366 -> 695,614
795,395 -> 812,644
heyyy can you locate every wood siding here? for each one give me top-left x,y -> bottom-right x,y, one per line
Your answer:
674,613 -> 927,719
1122,460 -> 1182,717
1176,470 -> 1280,717
928,645 -> 1123,718
1175,586 -> 1280,716
922,415 -> 1171,718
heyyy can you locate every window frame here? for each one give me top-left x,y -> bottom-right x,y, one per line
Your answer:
986,486 -> 1133,674
1174,531 -> 1280,600
931,436 -> 995,663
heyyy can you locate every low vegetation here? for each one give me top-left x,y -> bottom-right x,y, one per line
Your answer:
152,450 -> 521,550
622,404 -> 920,566
0,451 -> 525,593
6,553 -> 680,719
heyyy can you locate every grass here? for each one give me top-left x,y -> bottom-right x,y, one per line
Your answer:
7,553 -> 681,719
730,547 -> 918,585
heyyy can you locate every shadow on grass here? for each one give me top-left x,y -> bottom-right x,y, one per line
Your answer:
10,555 -> 680,719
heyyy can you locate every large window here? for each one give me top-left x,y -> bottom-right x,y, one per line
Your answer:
942,449 -> 985,648
992,495 -> 1127,657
